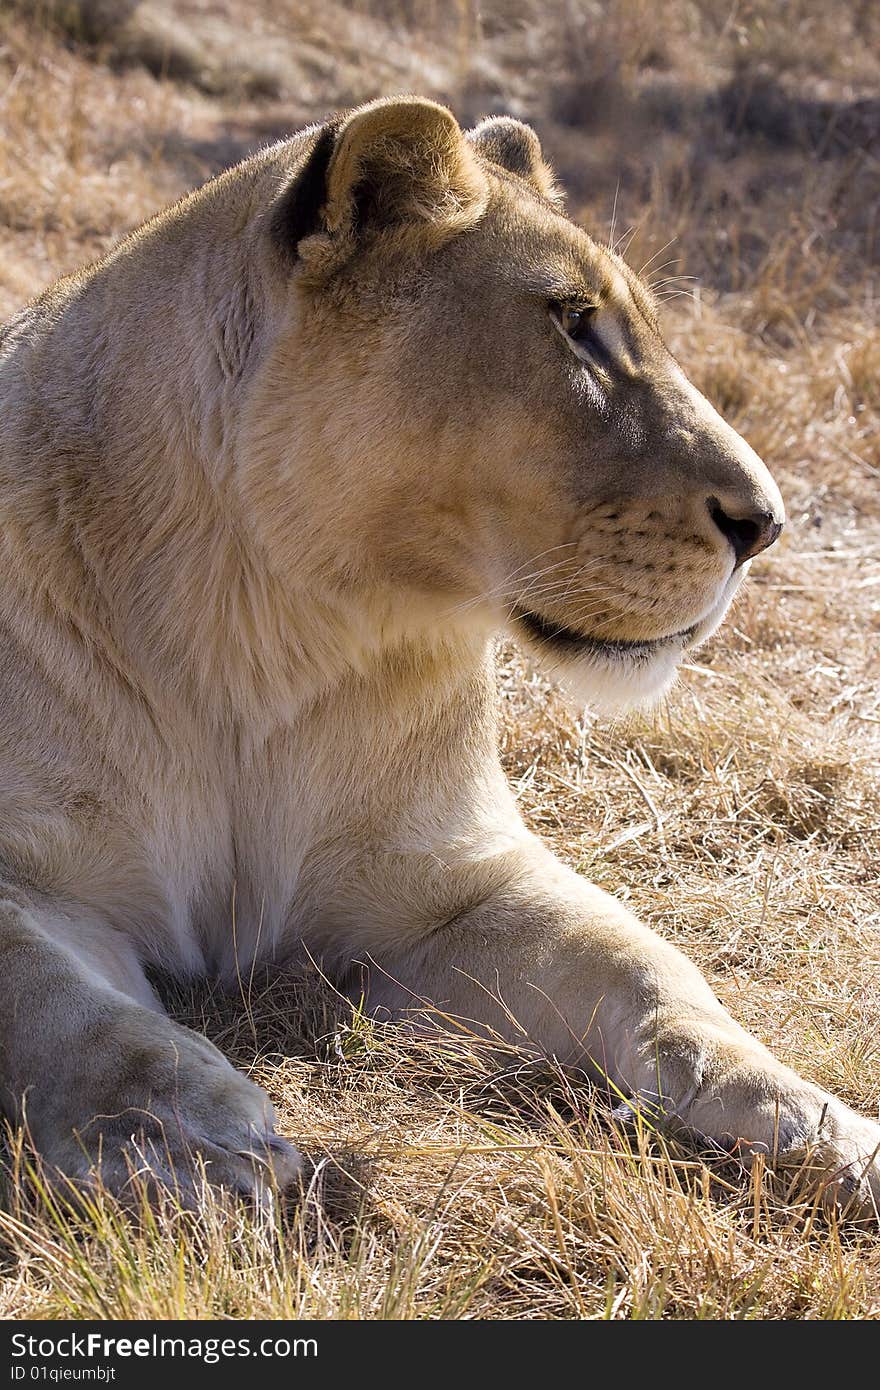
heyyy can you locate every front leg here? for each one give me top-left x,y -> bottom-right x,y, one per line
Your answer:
360,842 -> 880,1220
0,897 -> 300,1202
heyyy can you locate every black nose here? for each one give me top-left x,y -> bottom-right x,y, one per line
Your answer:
709,500 -> 783,567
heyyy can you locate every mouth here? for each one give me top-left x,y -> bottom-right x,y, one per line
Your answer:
510,574 -> 743,712
513,607 -> 697,660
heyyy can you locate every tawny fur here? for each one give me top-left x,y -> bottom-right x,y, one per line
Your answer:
0,96 -> 876,1217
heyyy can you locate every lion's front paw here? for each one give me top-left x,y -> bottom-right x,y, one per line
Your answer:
632,1029 -> 880,1224
687,1069 -> 880,1222
772,1097 -> 880,1223
28,1006 -> 301,1205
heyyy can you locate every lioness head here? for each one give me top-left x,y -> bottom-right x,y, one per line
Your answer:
246,95 -> 783,709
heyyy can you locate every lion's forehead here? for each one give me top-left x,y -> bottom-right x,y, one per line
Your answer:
482,193 -> 652,348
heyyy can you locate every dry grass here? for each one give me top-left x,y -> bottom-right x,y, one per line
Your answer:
1,0 -> 879,1319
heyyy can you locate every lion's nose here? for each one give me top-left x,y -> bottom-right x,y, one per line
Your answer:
708,499 -> 783,567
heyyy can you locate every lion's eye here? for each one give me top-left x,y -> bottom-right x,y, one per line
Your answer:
556,302 -> 598,343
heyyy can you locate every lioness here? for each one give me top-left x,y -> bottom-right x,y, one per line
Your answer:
0,96 -> 877,1216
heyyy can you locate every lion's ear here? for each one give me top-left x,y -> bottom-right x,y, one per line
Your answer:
272,99 -> 487,265
272,121 -> 341,254
467,116 -> 559,201
321,96 -> 487,240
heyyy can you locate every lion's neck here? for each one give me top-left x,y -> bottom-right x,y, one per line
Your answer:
0,313 -> 486,730
0,156 -> 296,720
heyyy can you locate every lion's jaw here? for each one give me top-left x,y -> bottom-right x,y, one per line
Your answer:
514,564 -> 748,714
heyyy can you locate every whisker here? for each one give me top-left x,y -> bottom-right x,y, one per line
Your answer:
650,275 -> 697,291
503,581 -> 606,625
645,258 -> 682,282
504,572 -> 608,622
439,545 -> 581,619
619,223 -> 641,258
608,177 -> 621,252
645,260 -> 696,285
516,572 -> 608,611
503,561 -> 611,625
637,237 -> 678,279
506,595 -> 609,625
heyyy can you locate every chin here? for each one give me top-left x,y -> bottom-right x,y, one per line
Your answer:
513,571 -> 744,714
553,635 -> 685,713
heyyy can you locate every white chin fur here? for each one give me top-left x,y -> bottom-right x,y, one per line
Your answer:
522,569 -> 744,715
554,641 -> 684,714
